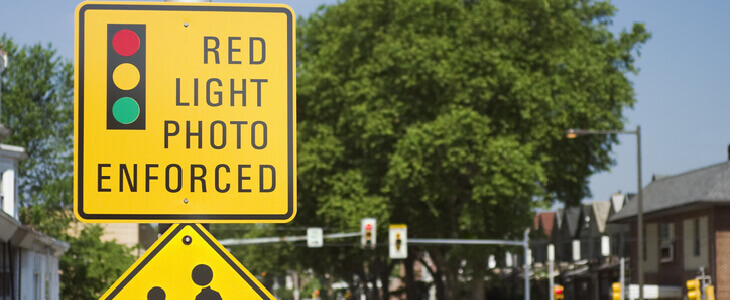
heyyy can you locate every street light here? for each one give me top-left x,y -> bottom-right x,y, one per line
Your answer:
566,126 -> 643,300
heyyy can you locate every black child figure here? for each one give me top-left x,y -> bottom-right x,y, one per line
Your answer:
147,286 -> 165,300
192,264 -> 222,300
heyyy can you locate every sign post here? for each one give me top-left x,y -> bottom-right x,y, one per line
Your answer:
74,2 -> 296,223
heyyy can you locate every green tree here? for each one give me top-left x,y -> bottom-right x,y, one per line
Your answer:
295,0 -> 649,299
59,225 -> 135,300
0,36 -> 134,299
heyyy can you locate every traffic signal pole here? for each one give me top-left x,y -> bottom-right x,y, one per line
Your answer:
620,257 -> 625,300
218,231 -> 360,246
524,229 -> 530,300
548,244 -> 555,300
222,224 -> 532,300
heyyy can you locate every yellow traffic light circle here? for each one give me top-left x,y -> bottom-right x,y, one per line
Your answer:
112,63 -> 140,90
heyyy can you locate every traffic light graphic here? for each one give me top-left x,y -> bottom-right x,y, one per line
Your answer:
107,24 -> 145,129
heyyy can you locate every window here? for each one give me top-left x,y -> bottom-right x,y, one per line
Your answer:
694,218 -> 700,257
659,222 -> 675,262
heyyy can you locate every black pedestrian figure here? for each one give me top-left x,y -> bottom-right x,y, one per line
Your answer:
147,286 -> 165,300
193,264 -> 222,300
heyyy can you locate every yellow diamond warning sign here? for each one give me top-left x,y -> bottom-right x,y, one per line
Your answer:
74,2 -> 296,223
101,224 -> 273,299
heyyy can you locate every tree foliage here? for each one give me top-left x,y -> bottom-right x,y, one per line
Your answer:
288,0 -> 649,298
59,225 -> 135,300
0,35 -> 134,299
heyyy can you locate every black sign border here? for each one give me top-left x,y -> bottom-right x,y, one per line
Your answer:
104,224 -> 271,299
77,3 -> 295,221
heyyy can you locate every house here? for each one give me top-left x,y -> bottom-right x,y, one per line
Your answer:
0,129 -> 68,300
610,158 -> 730,299
542,193 -> 631,300
531,212 -> 555,264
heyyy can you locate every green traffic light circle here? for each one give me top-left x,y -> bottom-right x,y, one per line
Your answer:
112,97 -> 140,124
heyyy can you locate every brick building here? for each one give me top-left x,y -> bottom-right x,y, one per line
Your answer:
610,159 -> 730,298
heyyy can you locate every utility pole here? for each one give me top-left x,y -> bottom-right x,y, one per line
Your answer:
0,44 -> 6,123
548,244 -> 555,300
0,45 -> 9,140
524,229 -> 530,300
620,257 -> 625,300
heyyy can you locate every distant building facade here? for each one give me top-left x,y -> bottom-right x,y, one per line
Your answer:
531,193 -> 630,300
0,135 -> 68,300
610,159 -> 730,299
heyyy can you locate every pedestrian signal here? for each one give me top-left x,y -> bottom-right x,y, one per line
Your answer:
107,24 -> 145,129
389,224 -> 407,259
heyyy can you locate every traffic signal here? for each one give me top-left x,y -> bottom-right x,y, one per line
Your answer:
361,218 -> 376,249
611,282 -> 621,300
706,284 -> 716,300
389,224 -> 407,259
554,284 -> 564,300
108,24 -> 145,129
687,278 -> 701,300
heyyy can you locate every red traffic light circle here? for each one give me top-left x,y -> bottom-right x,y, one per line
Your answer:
112,29 -> 140,57
365,224 -> 372,230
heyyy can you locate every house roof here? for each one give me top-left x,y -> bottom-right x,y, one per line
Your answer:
610,161 -> 730,222
563,206 -> 583,237
610,193 -> 627,214
554,209 -> 563,229
0,210 -> 68,257
592,201 -> 611,233
534,212 -> 555,237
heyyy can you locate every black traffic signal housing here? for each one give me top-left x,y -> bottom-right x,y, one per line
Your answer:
107,24 -> 145,129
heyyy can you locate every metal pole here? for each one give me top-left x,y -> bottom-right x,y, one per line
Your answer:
636,125 -> 644,300
524,229 -> 530,300
293,271 -> 300,300
549,245 -> 554,300
0,47 -> 5,124
409,238 -> 524,246
620,257 -> 625,300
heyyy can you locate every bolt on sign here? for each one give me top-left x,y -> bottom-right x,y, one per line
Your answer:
74,2 -> 296,223
101,224 -> 274,299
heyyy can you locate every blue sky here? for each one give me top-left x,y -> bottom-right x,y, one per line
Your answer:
2,0 -> 729,205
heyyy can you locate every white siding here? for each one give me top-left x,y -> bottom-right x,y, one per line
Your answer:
1,167 -> 15,218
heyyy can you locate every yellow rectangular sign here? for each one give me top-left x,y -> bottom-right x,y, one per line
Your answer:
74,2 -> 296,223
